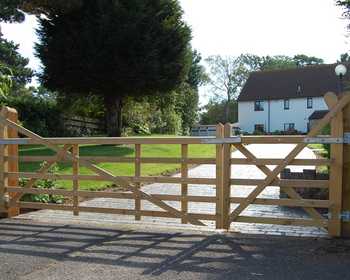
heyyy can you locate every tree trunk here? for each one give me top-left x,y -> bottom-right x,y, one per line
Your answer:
224,99 -> 230,123
104,95 -> 123,137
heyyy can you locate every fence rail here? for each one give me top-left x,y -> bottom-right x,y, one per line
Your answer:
1,91 -> 350,237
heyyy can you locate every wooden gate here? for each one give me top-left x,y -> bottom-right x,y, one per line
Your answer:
0,91 -> 349,237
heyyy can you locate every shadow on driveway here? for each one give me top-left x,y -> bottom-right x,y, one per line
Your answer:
0,219 -> 350,280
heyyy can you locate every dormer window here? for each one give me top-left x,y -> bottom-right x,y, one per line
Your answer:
297,84 -> 302,94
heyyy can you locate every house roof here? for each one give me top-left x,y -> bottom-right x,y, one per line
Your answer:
308,110 -> 329,120
238,64 -> 350,102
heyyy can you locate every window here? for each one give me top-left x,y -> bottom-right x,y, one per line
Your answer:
254,100 -> 264,111
254,124 -> 265,133
307,97 -> 313,109
297,84 -> 302,94
284,99 -> 290,110
284,123 -> 295,132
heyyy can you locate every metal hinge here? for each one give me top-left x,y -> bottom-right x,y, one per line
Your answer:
0,139 -> 29,145
304,133 -> 350,144
201,137 -> 242,144
325,211 -> 350,222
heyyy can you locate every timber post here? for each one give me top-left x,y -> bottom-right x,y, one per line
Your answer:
342,94 -> 350,236
215,123 -> 224,229
222,123 -> 232,230
0,106 -> 19,217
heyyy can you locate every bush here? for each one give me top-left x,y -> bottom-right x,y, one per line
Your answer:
1,93 -> 65,137
20,164 -> 64,204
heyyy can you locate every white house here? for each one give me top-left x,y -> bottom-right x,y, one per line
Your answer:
237,64 -> 348,134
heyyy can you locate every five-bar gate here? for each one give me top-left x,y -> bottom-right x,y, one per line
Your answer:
1,91 -> 350,237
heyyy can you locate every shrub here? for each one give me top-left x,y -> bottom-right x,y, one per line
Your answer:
20,164 -> 64,204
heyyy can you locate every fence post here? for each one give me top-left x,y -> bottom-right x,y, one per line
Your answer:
215,123 -> 224,229
328,101 -> 343,237
215,123 -> 232,230
72,144 -> 79,216
342,95 -> 350,236
0,107 -> 19,217
222,123 -> 232,230
181,144 -> 188,224
135,144 -> 141,220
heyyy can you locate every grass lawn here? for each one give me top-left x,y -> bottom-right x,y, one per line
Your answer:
19,141 -> 216,191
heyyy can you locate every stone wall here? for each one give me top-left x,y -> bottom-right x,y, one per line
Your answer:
280,169 -> 329,200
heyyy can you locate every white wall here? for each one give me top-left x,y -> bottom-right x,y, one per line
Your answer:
238,97 -> 328,133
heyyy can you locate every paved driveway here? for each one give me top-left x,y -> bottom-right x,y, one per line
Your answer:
16,144 -> 327,237
0,219 -> 349,280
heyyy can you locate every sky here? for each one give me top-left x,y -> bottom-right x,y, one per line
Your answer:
1,0 -> 349,105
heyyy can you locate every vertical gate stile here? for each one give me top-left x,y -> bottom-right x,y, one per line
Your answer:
73,144 -> 79,216
135,144 -> 141,220
342,94 -> 350,236
0,108 -> 7,215
181,143 -> 188,224
215,123 -> 224,229
328,104 -> 344,236
223,123 -> 232,230
0,107 -> 20,218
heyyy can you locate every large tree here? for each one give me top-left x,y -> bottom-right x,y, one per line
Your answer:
0,37 -> 33,91
0,0 -> 82,23
35,0 -> 192,136
205,55 -> 248,122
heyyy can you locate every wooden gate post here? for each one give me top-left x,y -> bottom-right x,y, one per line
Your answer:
222,123 -> 232,230
215,123 -> 224,229
0,107 -> 19,217
215,123 -> 231,230
342,96 -> 350,236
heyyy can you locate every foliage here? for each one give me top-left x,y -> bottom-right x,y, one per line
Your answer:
0,0 -> 82,22
1,90 -> 65,137
0,37 -> 33,91
35,0 -> 192,137
200,99 -> 238,125
20,163 -> 64,204
205,55 -> 248,121
0,64 -> 12,98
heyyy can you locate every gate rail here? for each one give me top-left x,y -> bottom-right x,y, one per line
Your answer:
0,91 -> 350,236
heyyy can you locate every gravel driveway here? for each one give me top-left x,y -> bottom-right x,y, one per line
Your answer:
16,144 -> 327,237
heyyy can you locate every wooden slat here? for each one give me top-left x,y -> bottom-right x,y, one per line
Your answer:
231,178 -> 329,188
235,216 -> 328,227
13,137 -> 216,145
11,156 -> 216,165
135,144 -> 141,221
215,124 -> 224,229
16,202 -> 216,220
72,144 -> 79,216
230,197 -> 331,208
181,144 -> 188,224
6,188 -> 216,202
230,158 -> 331,166
6,172 -> 217,185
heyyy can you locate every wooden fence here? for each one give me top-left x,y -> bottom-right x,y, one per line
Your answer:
0,91 -> 350,237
